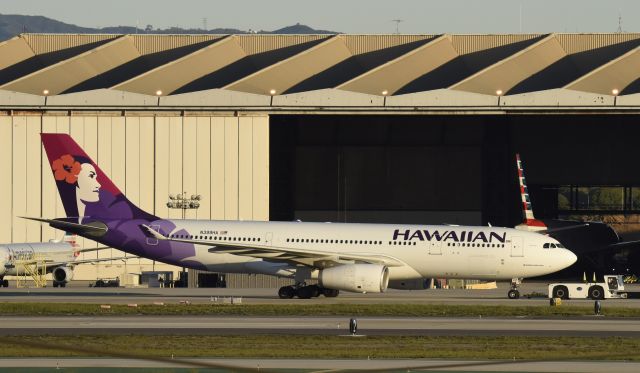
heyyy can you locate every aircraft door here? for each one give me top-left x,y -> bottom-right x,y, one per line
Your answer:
146,225 -> 161,246
429,240 -> 442,255
265,232 -> 273,246
511,236 -> 524,257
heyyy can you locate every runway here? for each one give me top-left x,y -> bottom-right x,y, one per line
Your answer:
0,357 -> 639,372
0,315 -> 638,337
2,282 -> 640,307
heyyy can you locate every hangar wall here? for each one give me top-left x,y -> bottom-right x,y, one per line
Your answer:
0,112 -> 269,280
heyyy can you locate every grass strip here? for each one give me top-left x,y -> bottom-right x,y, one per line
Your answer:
1,335 -> 640,360
0,302 -> 639,317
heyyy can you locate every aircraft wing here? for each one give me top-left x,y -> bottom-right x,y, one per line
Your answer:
139,224 -> 405,269
607,240 -> 640,249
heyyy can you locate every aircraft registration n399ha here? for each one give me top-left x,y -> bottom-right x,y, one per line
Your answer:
27,133 -> 577,299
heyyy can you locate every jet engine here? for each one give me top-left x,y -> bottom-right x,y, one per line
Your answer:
318,264 -> 389,293
52,266 -> 74,284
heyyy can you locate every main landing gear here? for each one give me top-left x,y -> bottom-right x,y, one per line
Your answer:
278,283 -> 340,299
507,278 -> 522,299
0,277 -> 8,288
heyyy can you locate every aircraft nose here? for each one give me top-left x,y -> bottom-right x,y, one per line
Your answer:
560,249 -> 578,269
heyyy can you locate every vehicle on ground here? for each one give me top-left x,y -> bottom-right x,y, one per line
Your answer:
548,275 -> 627,300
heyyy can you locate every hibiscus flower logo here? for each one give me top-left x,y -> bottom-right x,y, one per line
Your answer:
52,154 -> 81,184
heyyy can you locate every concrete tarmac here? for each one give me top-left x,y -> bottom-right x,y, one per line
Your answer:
2,282 -> 640,307
0,357 -> 639,372
0,315 -> 639,337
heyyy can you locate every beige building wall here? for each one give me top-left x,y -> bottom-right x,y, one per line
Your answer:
0,112 -> 269,281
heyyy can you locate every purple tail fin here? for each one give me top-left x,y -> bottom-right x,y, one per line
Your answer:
41,133 -> 156,221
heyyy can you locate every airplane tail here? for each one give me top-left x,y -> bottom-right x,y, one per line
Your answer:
41,133 -> 156,222
515,154 -> 546,232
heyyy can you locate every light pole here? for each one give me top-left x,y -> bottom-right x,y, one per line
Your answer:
167,192 -> 202,287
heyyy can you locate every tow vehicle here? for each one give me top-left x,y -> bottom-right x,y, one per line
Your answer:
548,275 -> 627,300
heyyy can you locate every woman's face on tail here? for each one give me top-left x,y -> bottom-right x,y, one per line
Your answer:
76,163 -> 101,203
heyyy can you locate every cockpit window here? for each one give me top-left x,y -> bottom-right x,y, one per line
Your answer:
543,243 -> 550,248
556,243 -> 565,248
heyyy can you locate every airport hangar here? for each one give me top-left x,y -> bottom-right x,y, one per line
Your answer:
1,32 -> 640,285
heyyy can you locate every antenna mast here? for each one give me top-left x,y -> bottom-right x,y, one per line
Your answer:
391,19 -> 403,34
617,13 -> 623,33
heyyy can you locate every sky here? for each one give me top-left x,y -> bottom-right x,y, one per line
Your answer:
1,0 -> 637,34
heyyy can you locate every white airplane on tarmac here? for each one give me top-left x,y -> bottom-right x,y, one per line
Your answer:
0,234 -> 128,288
30,134 -> 578,299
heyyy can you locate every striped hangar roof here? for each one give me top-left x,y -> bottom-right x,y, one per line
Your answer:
2,33 -> 640,110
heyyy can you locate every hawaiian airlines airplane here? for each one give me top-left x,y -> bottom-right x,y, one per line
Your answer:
28,134 -> 577,299
0,234 -> 126,288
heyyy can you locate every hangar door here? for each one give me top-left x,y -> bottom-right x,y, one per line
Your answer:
271,116 -> 484,225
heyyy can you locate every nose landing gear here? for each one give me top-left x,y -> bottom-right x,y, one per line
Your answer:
508,278 -> 522,299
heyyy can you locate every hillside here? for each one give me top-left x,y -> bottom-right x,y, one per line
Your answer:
0,14 -> 337,41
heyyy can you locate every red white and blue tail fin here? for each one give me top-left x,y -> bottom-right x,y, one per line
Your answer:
515,154 -> 547,232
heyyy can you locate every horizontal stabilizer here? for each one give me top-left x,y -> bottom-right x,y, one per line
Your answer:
20,217 -> 108,238
76,246 -> 112,253
539,223 -> 589,235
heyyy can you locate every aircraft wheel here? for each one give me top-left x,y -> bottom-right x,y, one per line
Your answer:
2,279 -> 7,288
553,285 -> 569,300
297,286 -> 314,299
507,289 -> 520,299
278,286 -> 295,299
322,288 -> 340,297
589,286 -> 604,300
307,285 -> 321,298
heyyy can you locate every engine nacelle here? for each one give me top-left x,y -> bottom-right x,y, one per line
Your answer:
52,266 -> 74,283
318,264 -> 389,293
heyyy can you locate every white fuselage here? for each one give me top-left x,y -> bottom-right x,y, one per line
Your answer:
158,220 -> 577,281
0,242 -> 76,276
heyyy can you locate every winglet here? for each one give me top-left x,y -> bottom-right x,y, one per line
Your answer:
139,224 -> 168,241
